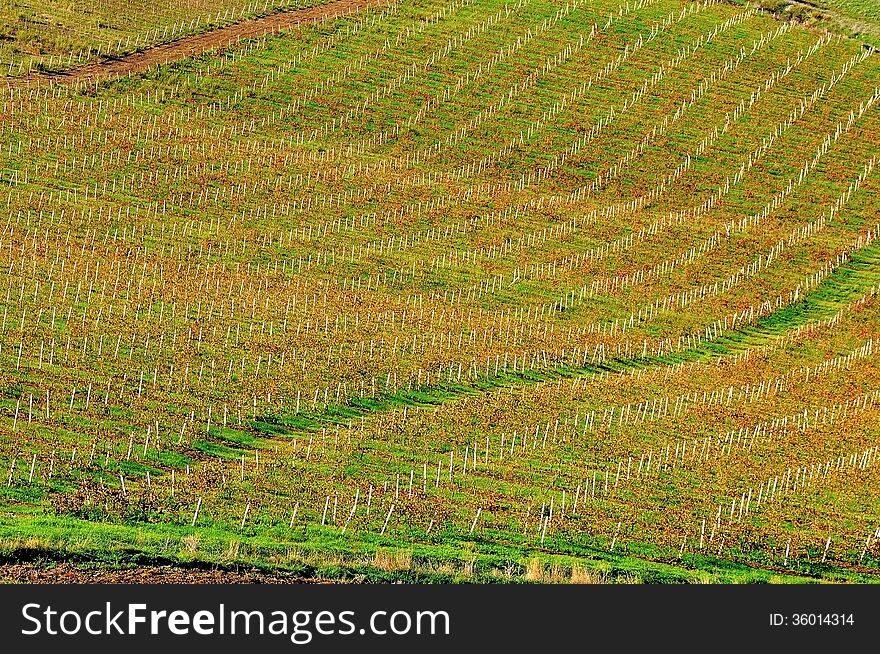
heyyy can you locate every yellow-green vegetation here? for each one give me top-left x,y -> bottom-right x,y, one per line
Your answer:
0,0 -> 879,583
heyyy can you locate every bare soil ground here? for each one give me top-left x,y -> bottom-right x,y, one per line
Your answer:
5,0 -> 388,87
0,562 -> 328,584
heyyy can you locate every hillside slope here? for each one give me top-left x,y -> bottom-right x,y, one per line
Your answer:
0,0 -> 878,582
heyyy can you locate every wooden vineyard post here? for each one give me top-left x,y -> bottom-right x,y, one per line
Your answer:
540,512 -> 549,545
6,457 -> 15,487
321,495 -> 330,525
341,489 -> 359,535
380,504 -> 394,535
609,521 -> 622,552
469,508 -> 482,536
192,497 -> 202,527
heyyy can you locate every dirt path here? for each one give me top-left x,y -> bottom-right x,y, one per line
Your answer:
0,562 -> 331,584
6,0 -> 388,88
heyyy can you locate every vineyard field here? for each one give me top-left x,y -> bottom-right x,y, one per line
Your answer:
0,0 -> 879,583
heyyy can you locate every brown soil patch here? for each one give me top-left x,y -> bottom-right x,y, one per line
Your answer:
0,562 -> 332,584
6,0 -> 389,88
